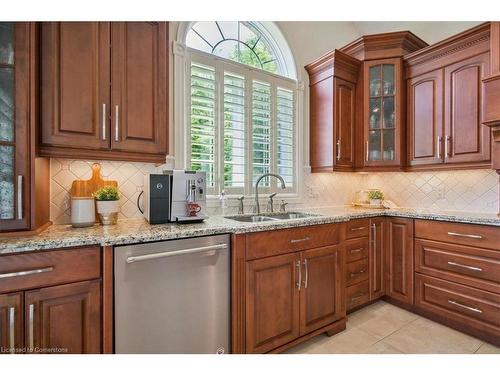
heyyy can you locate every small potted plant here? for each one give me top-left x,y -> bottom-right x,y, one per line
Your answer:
93,186 -> 120,225
368,190 -> 384,205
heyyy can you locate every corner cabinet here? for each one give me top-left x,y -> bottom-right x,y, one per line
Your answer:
363,59 -> 404,168
39,22 -> 169,163
0,22 -> 49,234
306,50 -> 361,172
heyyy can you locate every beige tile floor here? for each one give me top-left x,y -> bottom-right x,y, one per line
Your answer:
285,301 -> 500,354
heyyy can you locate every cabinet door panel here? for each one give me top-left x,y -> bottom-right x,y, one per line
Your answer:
111,22 -> 168,155
334,78 -> 355,169
370,218 -> 385,300
41,22 -> 110,150
385,218 -> 414,304
0,292 -> 23,353
444,53 -> 490,164
246,253 -> 300,353
407,69 -> 444,166
300,245 -> 344,335
25,280 -> 101,354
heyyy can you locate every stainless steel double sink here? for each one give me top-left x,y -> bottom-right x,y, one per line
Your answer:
225,212 -> 317,223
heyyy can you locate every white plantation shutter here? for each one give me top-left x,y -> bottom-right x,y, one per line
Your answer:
188,53 -> 296,196
252,80 -> 272,188
276,87 -> 295,188
223,72 -> 246,189
189,62 -> 217,189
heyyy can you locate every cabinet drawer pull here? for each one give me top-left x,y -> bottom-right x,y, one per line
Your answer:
350,269 -> 366,277
0,266 -> 54,279
28,303 -> 34,350
302,259 -> 309,289
448,299 -> 482,314
290,236 -> 311,244
447,232 -> 482,239
296,260 -> 302,291
9,307 -> 15,351
351,293 -> 366,301
447,261 -> 482,272
351,226 -> 366,231
350,248 -> 364,253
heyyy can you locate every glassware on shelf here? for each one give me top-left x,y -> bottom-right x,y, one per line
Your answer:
369,65 -> 381,96
382,96 -> 395,129
368,130 -> 381,161
382,64 -> 395,95
383,130 -> 395,160
369,98 -> 381,129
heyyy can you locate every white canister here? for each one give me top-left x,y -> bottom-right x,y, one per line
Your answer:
71,197 -> 96,228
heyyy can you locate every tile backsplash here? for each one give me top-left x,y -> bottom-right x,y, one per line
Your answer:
50,158 -> 499,224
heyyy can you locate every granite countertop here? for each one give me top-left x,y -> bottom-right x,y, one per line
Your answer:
1,206 -> 499,254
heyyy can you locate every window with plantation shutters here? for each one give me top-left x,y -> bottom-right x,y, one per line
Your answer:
188,51 -> 297,197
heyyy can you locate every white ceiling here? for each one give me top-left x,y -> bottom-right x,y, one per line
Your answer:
350,21 -> 483,45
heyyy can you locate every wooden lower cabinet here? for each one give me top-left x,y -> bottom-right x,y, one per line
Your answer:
0,293 -> 23,353
25,280 -> 101,354
369,218 -> 385,300
385,218 -> 414,304
245,253 -> 300,354
300,246 -> 344,335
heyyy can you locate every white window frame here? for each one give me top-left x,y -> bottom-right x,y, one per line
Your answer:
173,22 -> 305,205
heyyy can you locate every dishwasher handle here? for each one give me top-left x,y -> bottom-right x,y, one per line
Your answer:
126,243 -> 228,264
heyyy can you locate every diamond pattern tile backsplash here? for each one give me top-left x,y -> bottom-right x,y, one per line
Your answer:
50,158 -> 499,224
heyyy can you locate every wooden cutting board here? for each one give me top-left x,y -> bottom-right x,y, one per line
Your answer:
70,163 -> 118,198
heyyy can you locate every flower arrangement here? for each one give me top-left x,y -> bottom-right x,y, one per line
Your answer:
368,190 -> 384,204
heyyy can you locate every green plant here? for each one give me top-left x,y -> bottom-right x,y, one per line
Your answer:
93,186 -> 120,201
368,190 -> 384,200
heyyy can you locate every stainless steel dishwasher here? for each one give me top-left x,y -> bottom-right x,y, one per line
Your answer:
114,234 -> 230,354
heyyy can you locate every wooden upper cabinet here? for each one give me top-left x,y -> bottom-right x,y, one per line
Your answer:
299,245 -> 344,335
24,280 -> 101,354
110,22 -> 168,155
306,50 -> 361,172
40,22 -> 111,151
245,253 -> 300,353
444,52 -> 491,164
39,21 -> 169,163
407,69 -> 444,166
385,218 -> 414,305
363,58 -> 404,168
0,292 -> 23,353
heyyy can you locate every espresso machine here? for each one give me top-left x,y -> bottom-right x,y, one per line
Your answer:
169,170 -> 208,223
143,170 -> 208,224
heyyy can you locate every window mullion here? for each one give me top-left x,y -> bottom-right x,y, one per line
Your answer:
271,80 -> 278,192
216,60 -> 224,195
245,70 -> 253,197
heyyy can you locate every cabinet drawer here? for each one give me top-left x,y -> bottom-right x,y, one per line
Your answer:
415,239 -> 500,294
415,274 -> 500,341
346,281 -> 370,311
0,247 -> 101,294
345,258 -> 369,286
345,219 -> 370,239
415,220 -> 499,250
345,237 -> 369,263
246,224 -> 340,260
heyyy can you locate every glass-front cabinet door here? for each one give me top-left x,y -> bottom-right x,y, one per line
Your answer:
0,23 -> 29,231
364,58 -> 402,167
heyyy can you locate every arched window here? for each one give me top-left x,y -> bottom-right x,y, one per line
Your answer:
184,22 -> 298,198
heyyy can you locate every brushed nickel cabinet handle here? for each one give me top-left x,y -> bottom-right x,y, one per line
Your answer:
351,226 -> 366,231
296,260 -> 302,291
448,300 -> 482,314
336,139 -> 341,161
365,141 -> 369,161
9,307 -> 15,351
0,267 -> 54,279
437,136 -> 442,158
102,103 -> 106,140
17,175 -> 23,220
350,269 -> 366,277
28,304 -> 34,350
350,248 -> 364,253
445,135 -> 451,157
290,236 -> 311,244
302,259 -> 308,289
115,105 -> 119,142
351,293 -> 366,301
447,261 -> 482,272
447,232 -> 482,239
